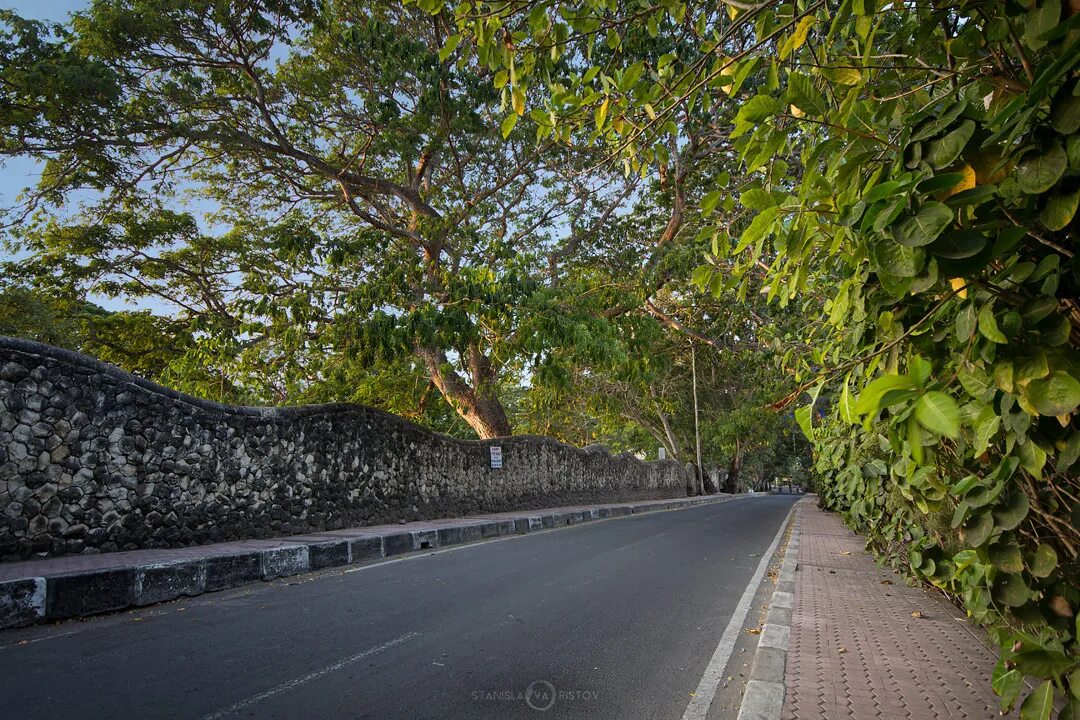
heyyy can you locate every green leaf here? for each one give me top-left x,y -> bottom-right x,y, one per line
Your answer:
795,404 -> 814,441
1026,371 -> 1080,416
1051,92 -> 1080,134
736,94 -> 781,124
1027,543 -> 1057,578
989,541 -> 1023,573
994,491 -> 1030,530
978,305 -> 1007,343
1015,143 -> 1067,194
930,231 -> 987,259
438,33 -> 461,62
956,304 -> 976,342
891,202 -> 954,247
993,573 -> 1030,608
701,189 -> 724,215
1039,188 -> 1079,231
926,120 -> 975,169
854,374 -> 917,416
873,239 -> 925,277
993,665 -> 1023,712
500,112 -> 519,139
964,510 -> 995,546
823,65 -> 862,85
1015,650 -> 1073,679
1019,681 -> 1054,720
1017,439 -> 1047,476
915,391 -> 960,437
740,188 -> 776,210
787,72 -> 825,115
974,412 -> 1001,455
1025,0 -> 1061,50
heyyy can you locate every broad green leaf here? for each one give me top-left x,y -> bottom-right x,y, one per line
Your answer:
988,541 -> 1023,573
994,491 -> 1030,530
740,188 -> 776,210
872,239 -> 925,277
1019,681 -> 1054,720
438,33 -> 461,62
854,374 -> 917,415
891,202 -> 953,247
930,231 -> 986,259
1039,188 -> 1079,231
964,510 -> 995,546
1026,371 -> 1080,416
500,113 -> 518,138
1025,0 -> 1061,50
956,304 -> 976,341
1015,142 -> 1067,194
993,666 -> 1023,712
993,573 -> 1030,608
795,404 -> 814,441
915,391 -> 960,437
701,189 -> 724,215
1014,650 -> 1072,678
926,120 -> 975,169
1027,543 -> 1057,578
978,305 -> 1007,343
787,72 -> 825,115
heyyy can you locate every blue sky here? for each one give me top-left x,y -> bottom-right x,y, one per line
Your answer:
0,2 -> 88,208
1,1 -> 180,315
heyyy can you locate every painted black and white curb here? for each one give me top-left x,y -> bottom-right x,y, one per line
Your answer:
736,501 -> 802,720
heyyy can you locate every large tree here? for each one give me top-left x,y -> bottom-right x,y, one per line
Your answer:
0,0 -> 634,438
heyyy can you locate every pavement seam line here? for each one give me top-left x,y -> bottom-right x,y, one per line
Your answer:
680,500 -> 798,720
736,499 -> 805,720
197,631 -> 422,720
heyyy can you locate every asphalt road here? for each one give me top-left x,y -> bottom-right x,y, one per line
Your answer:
0,495 -> 797,720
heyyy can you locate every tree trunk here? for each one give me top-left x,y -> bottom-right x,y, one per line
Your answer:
724,438 -> 743,494
416,345 -> 512,439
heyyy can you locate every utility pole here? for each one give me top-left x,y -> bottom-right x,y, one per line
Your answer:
691,341 -> 703,493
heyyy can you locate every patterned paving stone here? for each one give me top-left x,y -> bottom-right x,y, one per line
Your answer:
782,503 -> 1015,720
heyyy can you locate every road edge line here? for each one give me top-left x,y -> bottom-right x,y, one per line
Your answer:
680,499 -> 799,720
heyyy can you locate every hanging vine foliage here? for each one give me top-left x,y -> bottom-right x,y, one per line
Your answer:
435,0 -> 1080,713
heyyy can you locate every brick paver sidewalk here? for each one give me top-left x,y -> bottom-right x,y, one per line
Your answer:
783,501 -> 1014,719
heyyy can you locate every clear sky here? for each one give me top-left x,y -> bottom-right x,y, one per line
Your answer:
0,1 -> 89,208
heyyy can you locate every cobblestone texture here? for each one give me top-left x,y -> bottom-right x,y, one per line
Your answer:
783,503 -> 1015,720
0,336 -> 690,560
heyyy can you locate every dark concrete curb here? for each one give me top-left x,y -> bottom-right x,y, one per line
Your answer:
736,499 -> 803,720
0,494 -> 738,630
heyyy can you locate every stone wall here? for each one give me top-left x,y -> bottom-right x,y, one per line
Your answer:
0,336 -> 689,561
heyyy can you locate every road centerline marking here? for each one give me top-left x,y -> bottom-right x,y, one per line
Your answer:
199,631 -> 422,720
680,503 -> 796,720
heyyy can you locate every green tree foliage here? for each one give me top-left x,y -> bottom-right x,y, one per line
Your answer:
0,1 -> 645,438
441,0 -> 1080,711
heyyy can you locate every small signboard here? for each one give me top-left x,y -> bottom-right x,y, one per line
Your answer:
489,445 -> 503,469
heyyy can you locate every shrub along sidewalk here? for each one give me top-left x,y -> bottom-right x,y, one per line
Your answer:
782,502 -> 1018,720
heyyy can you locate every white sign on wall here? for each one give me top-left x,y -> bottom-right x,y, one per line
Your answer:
489,445 -> 503,469
658,447 -> 666,460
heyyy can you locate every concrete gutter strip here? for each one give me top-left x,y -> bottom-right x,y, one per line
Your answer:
0,493 -> 741,630
737,500 -> 802,720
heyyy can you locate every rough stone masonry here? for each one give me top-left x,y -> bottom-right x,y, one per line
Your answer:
0,336 -> 690,561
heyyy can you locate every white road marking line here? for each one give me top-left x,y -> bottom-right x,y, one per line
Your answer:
680,503 -> 796,720
199,631 -> 422,720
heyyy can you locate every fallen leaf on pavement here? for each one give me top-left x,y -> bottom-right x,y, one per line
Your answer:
840,551 -> 852,555
747,627 -> 762,634
880,579 -> 893,585
911,611 -> 923,619
838,647 -> 847,654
